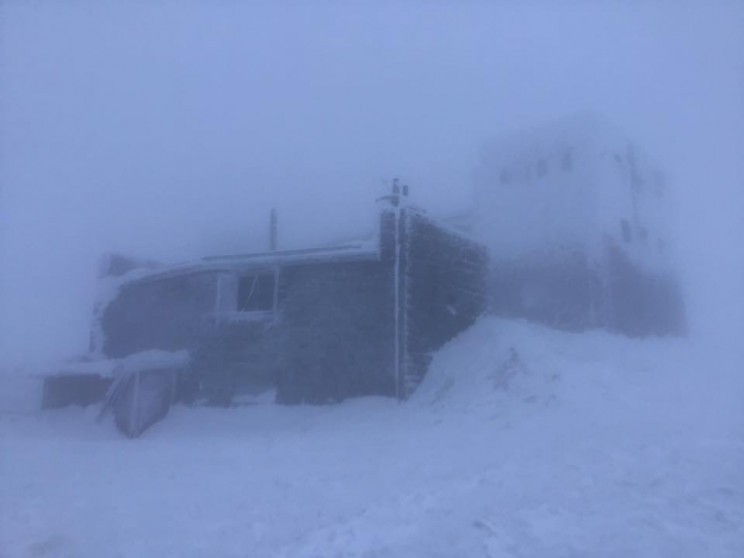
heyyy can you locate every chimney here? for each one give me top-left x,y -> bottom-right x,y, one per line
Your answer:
269,208 -> 278,251
391,178 -> 400,207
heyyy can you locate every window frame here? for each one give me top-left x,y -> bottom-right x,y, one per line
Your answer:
216,267 -> 280,323
237,272 -> 276,313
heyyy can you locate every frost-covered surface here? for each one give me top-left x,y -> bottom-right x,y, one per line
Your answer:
39,350 -> 189,380
117,241 -> 382,288
474,113 -> 675,272
2,319 -> 743,557
89,237 -> 382,356
90,267 -> 163,355
51,358 -> 119,378
114,349 -> 190,375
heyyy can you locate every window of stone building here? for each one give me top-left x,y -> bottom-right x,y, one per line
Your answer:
237,272 -> 276,312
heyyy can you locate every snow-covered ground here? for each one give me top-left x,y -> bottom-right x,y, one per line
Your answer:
2,318 -> 743,557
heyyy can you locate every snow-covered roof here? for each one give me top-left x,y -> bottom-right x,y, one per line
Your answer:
95,203 -> 482,304
203,237 -> 379,267
98,235 -> 379,293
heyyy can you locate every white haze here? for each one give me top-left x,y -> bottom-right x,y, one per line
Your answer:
1,1 -> 743,367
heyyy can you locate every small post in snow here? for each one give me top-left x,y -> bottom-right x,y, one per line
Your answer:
270,208 -> 278,251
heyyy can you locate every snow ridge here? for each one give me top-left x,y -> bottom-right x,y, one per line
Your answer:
2,318 -> 743,557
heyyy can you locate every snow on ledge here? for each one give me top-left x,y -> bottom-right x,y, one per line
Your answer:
49,350 -> 190,379
114,350 -> 190,376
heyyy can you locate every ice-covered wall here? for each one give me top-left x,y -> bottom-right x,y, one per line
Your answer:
474,114 -> 676,271
596,140 -> 674,272
473,115 -> 685,336
92,205 -> 488,404
401,209 -> 488,397
473,115 -> 601,260
101,271 -> 219,358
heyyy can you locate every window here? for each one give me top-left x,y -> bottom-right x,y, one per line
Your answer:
620,220 -> 632,244
237,273 -> 276,312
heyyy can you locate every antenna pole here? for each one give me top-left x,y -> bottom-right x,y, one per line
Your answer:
270,208 -> 278,251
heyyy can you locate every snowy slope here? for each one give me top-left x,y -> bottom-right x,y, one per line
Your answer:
1,318 -> 743,557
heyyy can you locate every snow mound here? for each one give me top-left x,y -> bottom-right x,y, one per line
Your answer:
415,317 -> 742,439
415,318 -> 666,413
2,318 -> 743,557
413,318 -> 563,414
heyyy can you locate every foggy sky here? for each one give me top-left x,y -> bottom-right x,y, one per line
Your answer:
1,1 -> 743,367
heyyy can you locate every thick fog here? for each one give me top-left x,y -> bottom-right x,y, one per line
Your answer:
1,2 -> 743,366
4,4 -> 744,556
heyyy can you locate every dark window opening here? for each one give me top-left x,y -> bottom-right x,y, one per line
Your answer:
620,220 -> 633,244
237,273 -> 275,312
536,159 -> 548,177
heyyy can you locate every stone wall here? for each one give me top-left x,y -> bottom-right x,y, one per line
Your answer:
275,260 -> 396,404
401,210 -> 489,396
98,208 -> 489,405
487,242 -> 686,337
102,271 -> 219,358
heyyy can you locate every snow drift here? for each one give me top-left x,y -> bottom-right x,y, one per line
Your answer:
1,318 -> 742,557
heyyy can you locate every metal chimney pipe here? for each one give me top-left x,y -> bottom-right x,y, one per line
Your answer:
391,178 -> 400,207
270,208 -> 278,251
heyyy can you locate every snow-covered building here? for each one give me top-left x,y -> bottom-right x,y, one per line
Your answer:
473,115 -> 685,336
44,186 -> 487,410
